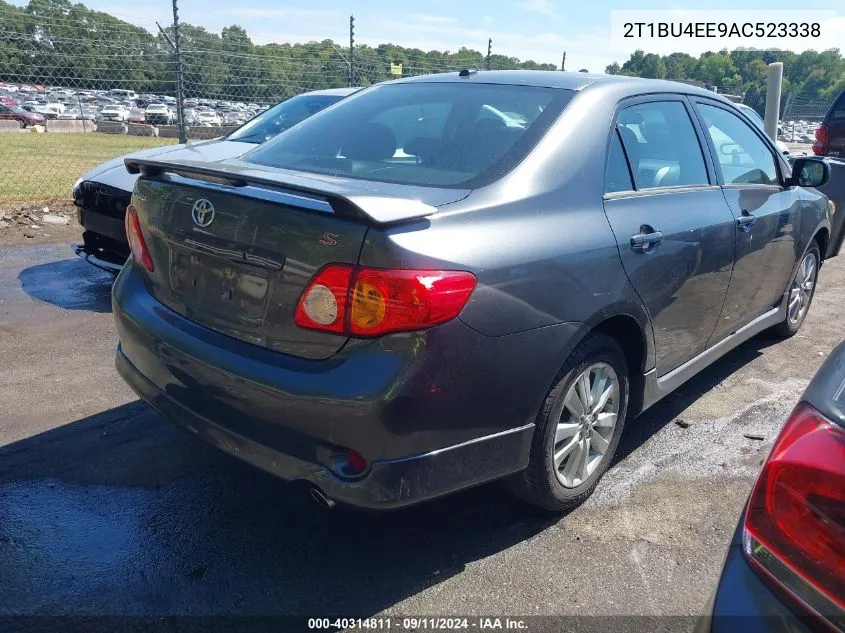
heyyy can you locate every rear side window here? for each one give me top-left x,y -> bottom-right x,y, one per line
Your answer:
697,103 -> 779,186
617,101 -> 709,190
605,130 -> 633,193
244,83 -> 574,188
829,90 -> 845,121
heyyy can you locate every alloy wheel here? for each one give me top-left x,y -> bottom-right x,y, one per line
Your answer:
788,251 -> 818,326
553,362 -> 619,488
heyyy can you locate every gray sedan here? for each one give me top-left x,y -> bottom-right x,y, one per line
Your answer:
113,71 -> 835,511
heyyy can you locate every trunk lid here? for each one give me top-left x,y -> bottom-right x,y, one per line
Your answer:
129,154 -> 468,359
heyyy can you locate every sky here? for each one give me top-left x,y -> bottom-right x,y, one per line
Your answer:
9,0 -> 845,73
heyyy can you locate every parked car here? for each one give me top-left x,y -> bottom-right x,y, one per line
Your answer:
697,340 -> 844,633
43,101 -> 65,115
144,103 -> 173,125
128,107 -> 146,124
73,88 -> 357,272
0,103 -> 45,126
57,107 -> 97,121
100,104 -> 129,122
112,71 -> 834,511
195,110 -> 222,126
21,104 -> 59,120
222,110 -> 246,126
813,89 -> 845,158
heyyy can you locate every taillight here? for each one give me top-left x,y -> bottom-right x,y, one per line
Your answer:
125,203 -> 154,272
743,403 -> 845,624
813,124 -> 829,156
294,264 -> 476,337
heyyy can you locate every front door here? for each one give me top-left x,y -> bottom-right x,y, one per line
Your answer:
603,97 -> 736,375
692,100 -> 801,343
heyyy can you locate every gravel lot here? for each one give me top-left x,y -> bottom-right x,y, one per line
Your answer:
0,230 -> 842,632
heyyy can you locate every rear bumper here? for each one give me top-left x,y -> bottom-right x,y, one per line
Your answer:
74,180 -> 131,264
116,346 -> 532,509
112,262 -> 584,508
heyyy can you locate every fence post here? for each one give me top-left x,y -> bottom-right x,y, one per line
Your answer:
764,62 -> 783,143
348,15 -> 354,87
172,0 -> 187,144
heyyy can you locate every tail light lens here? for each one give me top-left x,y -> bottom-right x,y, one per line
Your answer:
813,124 -> 829,156
295,264 -> 476,337
743,403 -> 845,625
125,203 -> 154,272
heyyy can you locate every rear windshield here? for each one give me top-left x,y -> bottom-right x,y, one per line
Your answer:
244,82 -> 574,188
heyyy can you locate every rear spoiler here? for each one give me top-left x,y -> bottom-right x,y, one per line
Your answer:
124,157 -> 438,226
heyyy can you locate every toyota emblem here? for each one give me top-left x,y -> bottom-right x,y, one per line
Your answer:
191,199 -> 215,228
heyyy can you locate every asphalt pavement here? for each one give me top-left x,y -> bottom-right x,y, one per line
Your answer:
1,239 -> 843,632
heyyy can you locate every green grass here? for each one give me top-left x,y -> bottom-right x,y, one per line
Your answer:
0,132 -> 178,206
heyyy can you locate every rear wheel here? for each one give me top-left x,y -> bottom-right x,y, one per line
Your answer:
509,333 -> 629,512
772,241 -> 820,338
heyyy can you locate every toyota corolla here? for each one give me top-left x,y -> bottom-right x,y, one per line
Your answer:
113,70 -> 834,510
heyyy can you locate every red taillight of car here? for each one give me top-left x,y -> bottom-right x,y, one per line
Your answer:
743,403 -> 845,624
124,203 -> 154,272
813,124 -> 829,156
294,264 -> 476,337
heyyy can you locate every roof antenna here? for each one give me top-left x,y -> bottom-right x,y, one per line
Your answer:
458,68 -> 478,77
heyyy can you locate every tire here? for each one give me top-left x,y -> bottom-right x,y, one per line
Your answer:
508,333 -> 629,512
771,240 -> 821,338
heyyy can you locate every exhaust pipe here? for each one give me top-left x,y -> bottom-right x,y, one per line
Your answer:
310,487 -> 336,509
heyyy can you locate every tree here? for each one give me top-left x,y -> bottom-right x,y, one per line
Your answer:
605,62 -> 620,75
664,53 -> 696,80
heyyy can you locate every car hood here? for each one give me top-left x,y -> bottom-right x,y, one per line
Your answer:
83,139 -> 252,191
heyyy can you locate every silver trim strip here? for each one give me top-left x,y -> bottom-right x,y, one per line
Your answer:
380,422 -> 535,465
643,304 -> 786,410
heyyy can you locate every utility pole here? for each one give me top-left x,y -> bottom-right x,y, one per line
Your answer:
561,51 -> 566,71
171,0 -> 186,143
348,15 -> 354,87
486,38 -> 492,70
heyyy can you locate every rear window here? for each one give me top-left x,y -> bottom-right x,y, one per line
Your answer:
244,82 -> 574,188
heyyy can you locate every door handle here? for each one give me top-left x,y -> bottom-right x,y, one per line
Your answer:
630,228 -> 664,251
736,210 -> 756,232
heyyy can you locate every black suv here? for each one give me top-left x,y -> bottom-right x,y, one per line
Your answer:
813,89 -> 845,158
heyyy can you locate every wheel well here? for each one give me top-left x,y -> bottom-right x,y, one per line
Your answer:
814,228 -> 829,262
593,314 -> 647,416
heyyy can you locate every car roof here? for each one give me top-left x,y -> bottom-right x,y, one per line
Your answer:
388,70 -> 731,102
300,87 -> 360,97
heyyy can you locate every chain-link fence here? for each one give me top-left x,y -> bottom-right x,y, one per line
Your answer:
0,6 -> 550,210
780,89 -> 836,147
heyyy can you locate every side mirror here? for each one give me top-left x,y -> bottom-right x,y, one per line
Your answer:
788,157 -> 830,188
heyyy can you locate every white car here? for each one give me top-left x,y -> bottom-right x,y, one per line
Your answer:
196,110 -> 223,126
144,103 -> 174,125
100,104 -> 129,122
128,107 -> 146,124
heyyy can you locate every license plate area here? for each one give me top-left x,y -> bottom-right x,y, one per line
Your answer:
170,249 -> 270,326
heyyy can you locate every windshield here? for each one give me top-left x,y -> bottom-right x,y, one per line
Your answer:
228,93 -> 347,143
244,83 -> 573,187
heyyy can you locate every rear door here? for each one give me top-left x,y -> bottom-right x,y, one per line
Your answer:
691,98 -> 801,343
603,96 -> 736,375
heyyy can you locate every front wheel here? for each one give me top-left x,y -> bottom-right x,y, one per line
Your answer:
508,333 -> 629,512
771,241 -> 820,338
